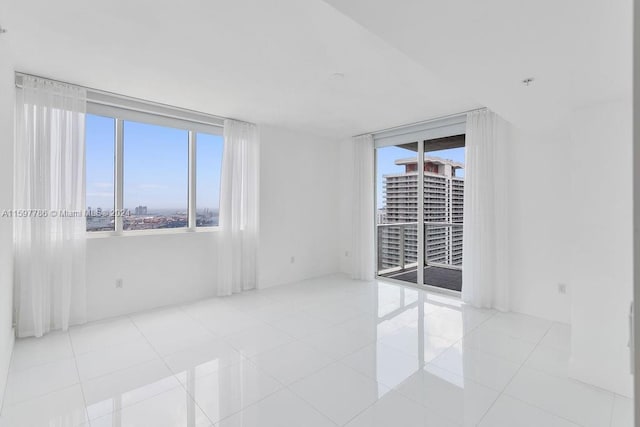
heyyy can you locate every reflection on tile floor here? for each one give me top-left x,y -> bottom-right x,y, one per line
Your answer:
0,276 -> 632,426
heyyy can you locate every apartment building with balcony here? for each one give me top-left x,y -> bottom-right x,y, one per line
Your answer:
379,156 -> 464,271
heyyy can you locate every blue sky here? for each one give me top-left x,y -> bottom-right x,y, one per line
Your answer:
85,114 -> 223,212
376,145 -> 465,209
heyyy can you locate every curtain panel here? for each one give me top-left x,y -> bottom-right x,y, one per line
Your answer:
351,134 -> 375,281
14,76 -> 87,337
462,109 -> 511,311
217,119 -> 260,296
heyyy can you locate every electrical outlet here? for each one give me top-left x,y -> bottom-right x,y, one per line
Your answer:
290,256 -> 295,264
557,283 -> 567,294
116,278 -> 123,289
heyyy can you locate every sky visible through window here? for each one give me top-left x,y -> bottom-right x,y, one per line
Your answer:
85,114 -> 224,213
85,114 -> 115,212
376,145 -> 465,210
123,120 -> 189,214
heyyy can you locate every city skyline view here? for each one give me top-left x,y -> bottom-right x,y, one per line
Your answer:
86,114 -> 223,230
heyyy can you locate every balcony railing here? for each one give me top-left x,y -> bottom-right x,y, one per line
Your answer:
376,221 -> 463,276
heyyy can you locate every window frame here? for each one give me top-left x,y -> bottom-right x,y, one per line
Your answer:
86,103 -> 224,237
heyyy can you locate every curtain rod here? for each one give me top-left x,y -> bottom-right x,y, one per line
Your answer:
353,107 -> 487,138
14,71 -> 234,126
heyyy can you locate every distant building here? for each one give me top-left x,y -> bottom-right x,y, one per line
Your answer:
380,156 -> 463,271
134,205 -> 148,215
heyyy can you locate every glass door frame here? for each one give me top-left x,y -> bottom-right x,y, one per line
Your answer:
372,114 -> 466,295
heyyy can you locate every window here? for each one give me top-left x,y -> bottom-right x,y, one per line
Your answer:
195,133 -> 224,227
123,121 -> 188,230
85,106 -> 224,233
86,115 -> 115,231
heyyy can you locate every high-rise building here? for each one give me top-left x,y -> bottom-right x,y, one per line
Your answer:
134,205 -> 148,215
379,156 -> 464,271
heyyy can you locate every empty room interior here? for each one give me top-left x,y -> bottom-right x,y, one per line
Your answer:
0,0 -> 636,426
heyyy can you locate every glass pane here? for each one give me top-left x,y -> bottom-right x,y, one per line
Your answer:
422,145 -> 464,291
196,133 -> 224,227
376,144 -> 418,284
123,121 -> 188,230
86,114 -> 115,232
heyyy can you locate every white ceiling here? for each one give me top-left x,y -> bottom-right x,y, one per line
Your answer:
322,0 -> 632,130
3,0 -> 479,138
3,0 -> 631,137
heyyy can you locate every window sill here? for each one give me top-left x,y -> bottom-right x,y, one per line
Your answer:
86,227 -> 219,238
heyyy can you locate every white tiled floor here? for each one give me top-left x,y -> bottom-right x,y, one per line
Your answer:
0,275 -> 633,426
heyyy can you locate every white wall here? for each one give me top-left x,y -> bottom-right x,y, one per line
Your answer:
86,232 -> 218,321
258,125 -> 341,288
85,124 -> 342,320
338,138 -> 354,275
507,126 -> 573,323
568,98 -> 633,397
0,26 -> 15,408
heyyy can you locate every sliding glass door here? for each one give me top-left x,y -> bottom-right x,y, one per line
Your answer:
374,117 -> 465,292
375,144 -> 419,285
422,140 -> 464,292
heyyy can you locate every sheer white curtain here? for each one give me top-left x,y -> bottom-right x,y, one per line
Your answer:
217,119 -> 260,296
462,109 -> 511,310
351,134 -> 375,281
14,76 -> 87,337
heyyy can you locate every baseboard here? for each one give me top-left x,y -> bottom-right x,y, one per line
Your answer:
0,327 -> 15,413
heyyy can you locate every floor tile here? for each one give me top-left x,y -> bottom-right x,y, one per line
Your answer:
247,300 -> 304,323
378,326 -> 454,363
611,394 -> 633,427
480,312 -> 552,343
376,306 -> 421,332
81,358 -> 180,420
4,357 -> 79,405
504,366 -> 614,427
539,322 -> 571,351
340,342 -> 421,389
218,292 -> 278,313
187,306 -> 265,337
75,339 -> 157,381
302,300 -> 366,325
422,305 -> 492,341
289,362 -> 389,426
250,340 -> 334,385
162,337 -> 244,375
9,331 -> 74,372
178,360 -> 282,423
139,321 -> 217,356
128,306 -> 188,332
0,385 -> 88,427
69,317 -> 143,355
339,313 -> 396,341
216,389 -> 335,427
0,277 -> 624,427
394,365 -> 499,426
301,324 -> 374,359
224,324 -> 294,357
345,389 -> 459,427
458,326 -> 537,365
524,342 -> 570,378
89,385 -> 211,427
430,343 -> 521,391
265,311 -> 334,339
479,394 -> 580,427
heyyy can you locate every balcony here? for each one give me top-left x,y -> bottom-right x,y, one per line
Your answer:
376,221 -> 463,291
